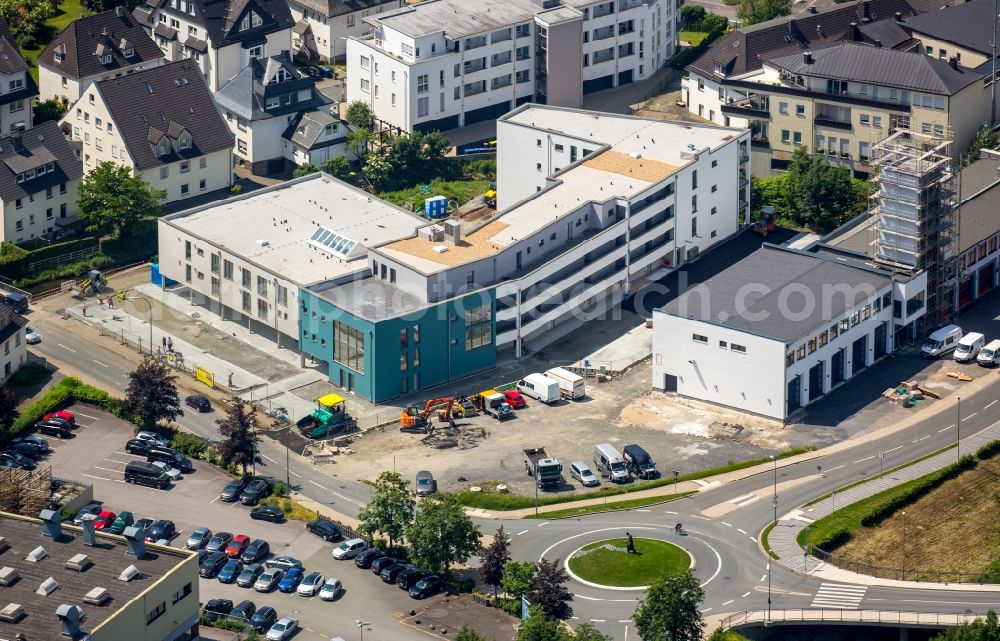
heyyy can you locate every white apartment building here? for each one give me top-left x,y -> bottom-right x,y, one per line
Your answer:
653,244 -> 928,421
288,0 -> 405,62
0,306 -> 27,384
0,19 -> 36,135
346,0 -> 675,133
133,0 -> 293,92
62,60 -> 233,204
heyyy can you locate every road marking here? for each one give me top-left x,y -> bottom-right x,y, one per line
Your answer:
691,515 -> 711,521
721,522 -> 733,527
93,360 -> 109,368
964,412 -> 978,421
884,445 -> 903,454
737,528 -> 747,534
618,619 -> 632,624
104,459 -> 129,465
81,473 -> 111,481
867,598 -> 1000,606
986,400 -> 998,410
634,509 -> 651,512
537,522 -> 549,527
854,456 -> 874,463
209,496 -> 220,504
516,530 -> 528,536
741,592 -> 751,598
760,574 -> 767,582
700,608 -> 713,613
810,583 -> 867,610
260,454 -> 278,464
664,510 -> 678,515
590,619 -> 606,623
289,470 -> 302,478
750,536 -> 757,543
914,435 -> 931,442
58,344 -> 76,353
309,480 -> 327,490
729,493 -> 754,504
74,412 -> 100,420
825,465 -> 845,472
722,600 -> 734,606
940,424 -> 955,432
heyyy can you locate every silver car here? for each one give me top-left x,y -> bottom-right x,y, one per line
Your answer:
186,527 -> 212,550
266,617 -> 298,641
569,461 -> 599,487
319,578 -> 342,600
150,460 -> 183,480
135,431 -> 171,447
254,568 -> 284,592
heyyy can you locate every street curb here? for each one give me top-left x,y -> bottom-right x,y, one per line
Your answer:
519,493 -> 694,521
562,537 -> 695,591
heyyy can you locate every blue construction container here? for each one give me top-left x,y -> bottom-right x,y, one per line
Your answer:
425,195 -> 448,219
150,263 -> 177,287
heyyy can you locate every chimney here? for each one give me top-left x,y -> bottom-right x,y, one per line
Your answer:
80,515 -> 96,546
894,10 -> 903,20
803,51 -> 813,64
949,55 -> 959,69
443,219 -> 462,245
115,5 -> 125,16
874,39 -> 882,47
850,21 -> 859,40
56,603 -> 85,640
122,525 -> 146,558
39,509 -> 62,540
10,133 -> 23,153
787,17 -> 795,35
861,0 -> 871,19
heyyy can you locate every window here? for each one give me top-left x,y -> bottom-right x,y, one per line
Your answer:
818,331 -> 828,347
180,161 -> 190,174
257,298 -> 268,320
731,344 -> 746,354
779,102 -> 788,115
237,139 -> 248,154
786,353 -> 795,367
830,323 -> 838,338
719,340 -> 728,349
873,116 -> 882,128
180,183 -> 189,195
334,321 -> 365,373
257,276 -> 268,296
146,601 -> 166,625
400,352 -> 408,371
465,304 -> 492,350
14,199 -> 20,210
417,96 -> 429,117
793,131 -> 802,145
400,328 -> 408,348
360,78 -> 370,93
8,78 -> 23,91
417,74 -> 428,92
795,104 -> 805,116
860,113 -> 870,125
797,345 -> 806,359
808,338 -> 817,354
692,333 -> 708,344
413,324 -> 420,344
199,178 -> 206,190
781,129 -> 790,143
840,319 -> 849,332
223,259 -> 233,280
241,267 -> 251,289
883,291 -> 892,309
862,303 -> 871,320
277,284 -> 288,307
172,582 -> 192,604
241,291 -> 251,312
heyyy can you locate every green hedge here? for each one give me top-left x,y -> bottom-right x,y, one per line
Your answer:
670,22 -> 726,69
28,237 -> 99,264
0,242 -> 29,274
3,377 -> 126,442
975,440 -> 1000,460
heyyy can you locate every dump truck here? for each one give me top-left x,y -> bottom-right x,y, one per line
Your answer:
296,393 -> 352,439
523,447 -> 562,489
474,390 -> 512,420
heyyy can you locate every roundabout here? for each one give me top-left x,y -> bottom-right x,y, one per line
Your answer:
566,537 -> 691,589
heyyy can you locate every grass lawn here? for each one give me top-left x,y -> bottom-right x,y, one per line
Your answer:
679,31 -> 709,45
260,496 -> 319,522
568,538 -> 689,587
378,178 -> 490,212
523,491 -> 695,519
20,0 -> 91,85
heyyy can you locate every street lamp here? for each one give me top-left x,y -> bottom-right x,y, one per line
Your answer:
672,469 -> 679,495
356,619 -> 370,641
771,455 -> 778,528
879,451 -> 885,477
120,294 -> 153,355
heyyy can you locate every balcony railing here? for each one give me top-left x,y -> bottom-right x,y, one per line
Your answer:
815,115 -> 853,131
721,99 -> 770,119
750,137 -> 770,149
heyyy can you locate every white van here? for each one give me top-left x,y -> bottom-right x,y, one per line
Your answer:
954,332 -> 985,362
593,443 -> 629,483
921,325 -> 963,359
517,374 -> 560,404
545,367 -> 586,399
978,339 -> 1000,367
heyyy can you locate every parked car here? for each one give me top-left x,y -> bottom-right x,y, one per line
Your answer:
297,571 -> 326,596
186,527 -> 212,550
25,326 -> 40,344
240,479 -> 270,505
44,410 -> 75,426
107,511 -> 134,535
397,567 -> 428,590
306,518 -> 341,541
135,431 -> 170,447
241,539 -> 270,564
355,549 -> 386,568
125,438 -> 153,455
250,505 -> 285,523
220,477 -> 250,502
230,599 -> 256,624
370,555 -> 399,574
225,534 -> 251,558
332,538 -> 367,560
7,441 -> 42,459
149,460 -> 182,481
265,556 -> 302,572
409,575 -> 445,599
237,563 -> 265,588
185,394 -> 211,412
73,503 -> 102,525
277,567 -> 304,592
11,435 -> 48,453
145,519 -> 176,542
502,389 -> 527,409
0,454 -> 17,470
266,617 -> 299,641
205,532 -> 233,553
380,562 -> 408,583
200,551 -> 229,578
2,450 -> 36,470
133,517 -> 155,532
93,510 -> 116,530
218,558 -> 244,583
249,606 -> 277,633
319,578 -> 342,600
304,65 -> 323,78
415,470 -> 437,496
569,461 -> 600,487
146,446 -> 193,473
203,598 -> 233,623
254,568 -> 284,592
35,419 -> 71,438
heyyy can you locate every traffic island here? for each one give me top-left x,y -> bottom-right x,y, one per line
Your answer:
566,537 -> 691,589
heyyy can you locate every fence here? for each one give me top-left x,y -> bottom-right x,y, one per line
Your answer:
809,545 -> 1000,584
720,610 -> 985,630
28,246 -> 99,270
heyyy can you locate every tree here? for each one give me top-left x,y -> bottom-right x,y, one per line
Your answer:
736,0 -> 790,25
785,146 -> 857,232
345,101 -> 375,130
0,385 -> 18,430
347,127 -> 371,161
406,494 -> 481,576
706,628 -> 753,641
324,155 -> 351,179
931,611 -> 1000,641
679,4 -> 706,27
501,561 -> 535,600
479,525 -> 511,596
215,398 -> 260,477
33,99 -> 67,125
574,623 -> 614,641
357,471 -> 414,553
633,569 -> 705,641
77,162 -> 163,238
363,152 -> 392,188
455,626 -> 489,641
518,607 -> 571,641
123,355 -> 182,430
292,162 -> 320,178
964,126 -> 999,165
0,0 -> 55,44
527,558 -> 573,619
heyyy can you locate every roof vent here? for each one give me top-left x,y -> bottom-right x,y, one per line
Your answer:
40,508 -> 63,540
443,219 -> 461,245
0,536 -> 9,554
257,239 -> 270,247
66,554 -> 93,572
27,546 -> 48,562
123,525 -> 146,558
36,576 -> 59,596
432,245 -> 449,253
0,602 -> 25,623
0,566 -> 19,586
627,151 -> 642,159
56,603 -> 84,639
118,564 -> 141,582
803,51 -> 813,64
84,586 -> 111,605
80,514 -> 97,546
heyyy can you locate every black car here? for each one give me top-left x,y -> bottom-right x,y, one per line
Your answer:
12,435 -> 48,453
380,562 -> 408,583
0,454 -> 18,469
241,539 -> 270,564
249,606 -> 277,633
7,441 -> 42,459
203,598 -> 233,623
199,551 -> 229,578
231,599 -> 256,623
250,505 -> 284,523
144,519 -> 176,542
370,555 -> 400,574
306,518 -> 341,542
125,438 -> 153,455
355,548 -> 387,569
35,419 -> 71,438
1,451 -> 35,470
305,65 -> 322,78
409,575 -> 446,599
220,478 -> 250,502
239,479 -> 270,505
185,394 -> 211,412
397,567 -> 428,589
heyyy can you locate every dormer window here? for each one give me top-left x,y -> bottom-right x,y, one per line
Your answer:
266,96 -> 279,108
249,44 -> 263,58
101,54 -> 112,64
8,78 -> 23,91
124,47 -> 135,58
240,14 -> 249,30
252,12 -> 262,27
54,51 -> 64,63
187,3 -> 195,15
170,0 -> 177,7
178,132 -> 191,150
158,139 -> 170,156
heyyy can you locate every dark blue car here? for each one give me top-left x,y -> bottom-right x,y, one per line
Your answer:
218,558 -> 243,584
277,566 -> 304,592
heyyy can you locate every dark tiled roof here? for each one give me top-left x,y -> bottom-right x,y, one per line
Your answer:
147,0 -> 293,50
153,23 -> 178,40
290,0 -> 402,20
0,303 -> 26,343
857,19 -> 912,48
687,0 -> 917,79
958,156 -> 1000,252
38,8 -> 163,80
0,121 -> 83,203
95,60 -> 233,170
0,18 -> 27,77
905,0 -> 961,12
904,0 -> 996,56
767,41 -> 983,94
283,108 -> 344,149
214,55 -> 330,121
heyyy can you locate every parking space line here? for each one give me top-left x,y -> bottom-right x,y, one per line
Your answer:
104,459 -> 129,465
75,412 -> 100,420
209,496 -> 221,504
93,466 -> 122,474
81,473 -> 112,481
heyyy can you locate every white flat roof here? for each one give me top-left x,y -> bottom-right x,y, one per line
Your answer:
162,173 -> 423,286
370,0 -> 539,39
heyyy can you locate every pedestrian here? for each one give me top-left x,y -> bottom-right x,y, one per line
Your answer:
107,295 -> 113,309
162,336 -> 167,350
167,337 -> 173,351
626,532 -> 635,555
228,373 -> 234,388
82,301 -> 87,317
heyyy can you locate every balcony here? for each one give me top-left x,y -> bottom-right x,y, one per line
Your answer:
720,97 -> 770,119
815,115 -> 852,131
750,137 -> 770,150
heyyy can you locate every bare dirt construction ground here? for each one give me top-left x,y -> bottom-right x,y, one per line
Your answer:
832,457 -> 1000,579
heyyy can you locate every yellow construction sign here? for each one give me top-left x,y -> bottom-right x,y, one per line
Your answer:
196,367 -> 215,389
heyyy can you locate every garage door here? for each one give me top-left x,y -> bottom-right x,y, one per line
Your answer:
808,362 -> 824,402
958,277 -> 974,311
852,335 -> 868,376
979,264 -> 995,297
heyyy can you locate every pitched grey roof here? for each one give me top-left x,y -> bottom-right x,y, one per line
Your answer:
0,17 -> 28,76
38,8 -> 163,80
0,121 -> 83,203
766,41 -> 983,94
958,156 -> 1000,252
145,0 -> 293,50
662,245 -> 892,343
215,55 -> 330,121
95,60 -> 233,170
290,0 -> 401,20
283,108 -> 345,149
904,0 -> 996,56
857,19 -> 913,48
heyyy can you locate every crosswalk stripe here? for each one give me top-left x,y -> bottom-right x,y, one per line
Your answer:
810,583 -> 867,610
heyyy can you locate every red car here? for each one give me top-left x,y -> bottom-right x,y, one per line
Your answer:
94,510 -> 117,530
503,390 -> 526,409
225,534 -> 250,558
44,410 -> 76,426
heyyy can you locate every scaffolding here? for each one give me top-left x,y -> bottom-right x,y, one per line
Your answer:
870,128 -> 958,326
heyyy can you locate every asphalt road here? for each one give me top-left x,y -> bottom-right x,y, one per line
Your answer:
30,315 -> 1000,641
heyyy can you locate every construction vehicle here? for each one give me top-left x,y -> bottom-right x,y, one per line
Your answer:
523,447 -> 562,489
474,390 -> 512,420
752,206 -> 777,237
79,270 -> 106,296
296,393 -> 352,439
484,189 -> 497,208
400,397 -> 456,433
451,397 -> 477,418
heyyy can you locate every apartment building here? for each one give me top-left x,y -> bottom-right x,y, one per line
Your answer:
61,60 -> 233,204
904,0 -> 995,66
718,43 -> 988,176
0,121 -> 83,245
37,7 -> 165,106
133,0 -> 293,91
345,0 -> 675,133
214,53 -> 335,174
288,0 -> 405,62
0,18 -> 37,135
0,306 -> 26,384
284,108 -> 348,167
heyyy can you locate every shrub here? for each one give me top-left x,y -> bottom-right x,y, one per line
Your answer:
975,440 -> 1000,461
171,432 -> 210,459
7,377 -> 79,438
858,455 -> 976,528
272,482 -> 289,498
498,598 -> 521,616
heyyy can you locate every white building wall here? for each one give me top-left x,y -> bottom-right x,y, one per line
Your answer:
288,0 -> 405,61
0,70 -> 33,134
137,148 -> 233,202
0,180 -> 79,245
0,329 -> 27,384
681,72 -> 729,125
39,58 -> 165,106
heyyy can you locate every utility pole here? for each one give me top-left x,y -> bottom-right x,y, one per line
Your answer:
766,561 -> 772,622
957,396 -> 961,459
771,455 -> 778,527
901,510 -> 906,580
993,0 -> 998,123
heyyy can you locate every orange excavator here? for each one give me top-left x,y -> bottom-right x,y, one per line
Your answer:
400,397 -> 457,433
